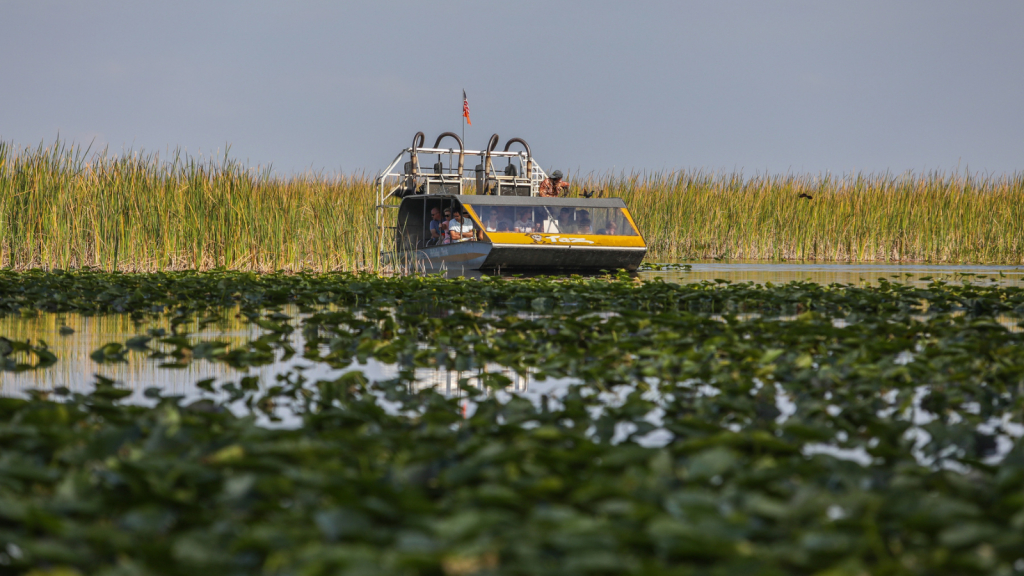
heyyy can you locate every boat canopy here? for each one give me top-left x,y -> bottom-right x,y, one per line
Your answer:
395,194 -> 643,252
455,196 -> 627,208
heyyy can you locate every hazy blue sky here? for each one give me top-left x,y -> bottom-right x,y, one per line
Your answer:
2,1 -> 1021,176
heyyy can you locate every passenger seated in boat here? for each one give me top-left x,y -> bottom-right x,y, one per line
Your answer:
514,209 -> 534,233
543,207 -> 573,233
497,207 -> 514,231
496,221 -> 512,232
439,209 -> 453,244
448,210 -> 476,242
600,220 -> 618,235
577,218 -> 593,234
427,207 -> 445,246
482,208 -> 500,232
558,207 -> 575,232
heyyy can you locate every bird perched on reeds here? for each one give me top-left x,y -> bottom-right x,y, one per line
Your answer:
798,193 -> 813,200
582,190 -> 596,198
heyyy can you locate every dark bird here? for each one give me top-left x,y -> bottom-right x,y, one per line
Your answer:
798,193 -> 813,200
583,190 -> 595,198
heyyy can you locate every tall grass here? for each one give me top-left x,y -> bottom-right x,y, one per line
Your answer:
2,139 -> 1022,270
595,169 -> 1024,263
0,140 -> 375,272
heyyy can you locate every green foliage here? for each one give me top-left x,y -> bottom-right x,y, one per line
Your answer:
0,336 -> 56,372
591,170 -> 1024,263
2,271 -> 1024,574
0,140 -> 375,272
2,269 -> 1023,319
2,140 -> 1024,270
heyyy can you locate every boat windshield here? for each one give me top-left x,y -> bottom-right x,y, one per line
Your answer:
468,205 -> 638,236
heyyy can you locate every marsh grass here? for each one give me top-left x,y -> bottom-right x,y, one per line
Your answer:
0,140 -> 375,272
2,140 -> 1023,271
598,169 -> 1024,263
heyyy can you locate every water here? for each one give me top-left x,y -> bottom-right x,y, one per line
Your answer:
638,261 -> 1024,286
3,263 -> 1022,463
0,309 -> 533,401
3,261 -> 1021,398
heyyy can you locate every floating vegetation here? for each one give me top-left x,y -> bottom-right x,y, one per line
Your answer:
2,269 -> 1024,319
2,140 -> 1024,270
0,336 -> 56,372
3,273 -> 1024,574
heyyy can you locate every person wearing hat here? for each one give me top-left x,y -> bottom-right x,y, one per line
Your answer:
538,170 -> 571,197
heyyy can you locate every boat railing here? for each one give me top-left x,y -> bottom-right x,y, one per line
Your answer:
477,135 -> 534,197
373,132 -> 550,270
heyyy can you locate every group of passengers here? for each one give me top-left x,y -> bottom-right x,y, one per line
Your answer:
427,206 -> 481,246
475,207 -> 618,235
475,207 -> 532,233
427,204 -> 622,246
480,209 -> 512,233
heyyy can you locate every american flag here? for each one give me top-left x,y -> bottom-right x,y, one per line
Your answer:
462,90 -> 471,125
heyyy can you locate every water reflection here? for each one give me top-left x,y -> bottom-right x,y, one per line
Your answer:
0,309 -> 533,400
1,311 -> 257,396
3,301 -> 1022,466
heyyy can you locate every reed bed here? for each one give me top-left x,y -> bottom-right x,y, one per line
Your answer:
598,170 -> 1024,263
2,139 -> 1023,270
0,140 -> 375,272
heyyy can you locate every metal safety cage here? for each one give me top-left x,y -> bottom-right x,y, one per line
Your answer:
373,132 -> 548,270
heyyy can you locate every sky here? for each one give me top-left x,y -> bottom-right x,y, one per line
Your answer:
1,1 -> 1022,177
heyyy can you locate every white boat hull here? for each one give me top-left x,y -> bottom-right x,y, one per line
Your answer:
412,242 -> 492,274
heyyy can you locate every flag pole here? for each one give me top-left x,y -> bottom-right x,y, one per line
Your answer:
462,89 -> 471,149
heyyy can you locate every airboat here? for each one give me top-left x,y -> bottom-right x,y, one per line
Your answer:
374,132 -> 647,274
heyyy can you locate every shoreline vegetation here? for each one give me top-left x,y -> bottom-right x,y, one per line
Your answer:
2,140 -> 1022,272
